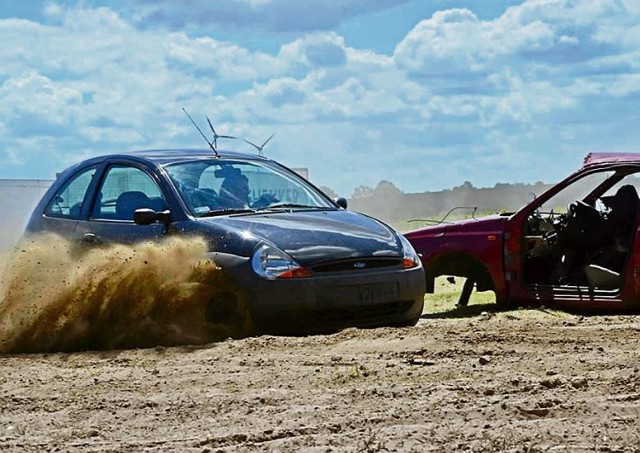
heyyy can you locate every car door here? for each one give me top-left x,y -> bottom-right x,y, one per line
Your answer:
503,167 -> 636,309
75,163 -> 169,245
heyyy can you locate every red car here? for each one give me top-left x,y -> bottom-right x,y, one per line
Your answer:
405,153 -> 640,312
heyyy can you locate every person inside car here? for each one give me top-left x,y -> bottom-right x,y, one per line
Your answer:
219,172 -> 250,208
171,168 -> 220,214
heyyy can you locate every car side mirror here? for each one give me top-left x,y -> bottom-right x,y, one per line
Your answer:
134,208 -> 171,226
335,197 -> 348,209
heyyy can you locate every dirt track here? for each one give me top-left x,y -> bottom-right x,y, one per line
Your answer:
2,278 -> 640,452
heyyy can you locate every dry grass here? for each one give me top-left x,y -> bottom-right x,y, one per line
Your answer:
424,275 -> 573,321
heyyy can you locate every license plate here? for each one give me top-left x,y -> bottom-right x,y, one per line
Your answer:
320,283 -> 398,305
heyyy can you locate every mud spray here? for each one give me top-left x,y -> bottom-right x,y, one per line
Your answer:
0,234 -> 252,354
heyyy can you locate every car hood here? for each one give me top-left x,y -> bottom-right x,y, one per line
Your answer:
191,209 -> 402,265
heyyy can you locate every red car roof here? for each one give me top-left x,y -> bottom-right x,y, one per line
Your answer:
583,152 -> 640,166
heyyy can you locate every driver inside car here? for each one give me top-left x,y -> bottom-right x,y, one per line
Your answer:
219,172 -> 251,208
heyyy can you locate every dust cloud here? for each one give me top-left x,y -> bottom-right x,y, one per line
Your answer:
0,234 -> 251,354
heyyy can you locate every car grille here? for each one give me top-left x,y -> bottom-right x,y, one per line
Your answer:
311,257 -> 401,273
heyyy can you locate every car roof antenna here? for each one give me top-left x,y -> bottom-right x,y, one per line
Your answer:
182,107 -> 220,158
206,117 -> 236,150
244,133 -> 275,157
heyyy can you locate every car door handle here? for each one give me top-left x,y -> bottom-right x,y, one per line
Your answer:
81,233 -> 101,245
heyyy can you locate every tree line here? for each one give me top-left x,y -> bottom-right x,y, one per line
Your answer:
320,180 -> 555,225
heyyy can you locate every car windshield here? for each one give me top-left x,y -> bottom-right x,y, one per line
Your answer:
164,159 -> 335,217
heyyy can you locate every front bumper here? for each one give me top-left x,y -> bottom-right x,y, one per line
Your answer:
208,252 -> 426,335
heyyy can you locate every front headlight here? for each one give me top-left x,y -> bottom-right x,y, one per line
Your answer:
251,244 -> 312,279
399,234 -> 421,269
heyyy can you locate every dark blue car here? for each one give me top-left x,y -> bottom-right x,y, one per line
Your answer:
26,149 -> 425,335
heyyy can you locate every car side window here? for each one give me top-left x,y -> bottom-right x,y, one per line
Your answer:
44,166 -> 98,219
92,166 -> 166,221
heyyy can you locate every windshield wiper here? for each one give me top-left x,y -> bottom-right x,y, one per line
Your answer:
259,203 -> 325,210
199,204 -> 329,216
198,208 -> 257,217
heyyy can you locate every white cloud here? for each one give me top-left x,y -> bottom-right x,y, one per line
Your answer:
394,9 -> 485,76
261,77 -> 309,107
164,34 -> 283,81
393,1 -> 640,124
130,0 -> 413,32
0,72 -> 83,135
2,0 -> 640,194
606,73 -> 640,97
279,33 -> 347,68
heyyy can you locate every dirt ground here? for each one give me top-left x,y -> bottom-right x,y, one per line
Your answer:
1,242 -> 640,452
1,289 -> 640,451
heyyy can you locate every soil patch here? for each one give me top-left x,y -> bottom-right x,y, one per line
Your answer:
1,275 -> 639,451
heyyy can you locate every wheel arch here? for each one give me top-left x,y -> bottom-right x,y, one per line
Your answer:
423,251 -> 495,293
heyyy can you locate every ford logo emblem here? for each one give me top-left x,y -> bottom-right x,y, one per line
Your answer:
353,262 -> 367,269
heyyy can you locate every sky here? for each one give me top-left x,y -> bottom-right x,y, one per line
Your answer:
1,0 -> 640,197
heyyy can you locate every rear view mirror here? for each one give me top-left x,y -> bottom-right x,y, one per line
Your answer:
335,197 -> 348,209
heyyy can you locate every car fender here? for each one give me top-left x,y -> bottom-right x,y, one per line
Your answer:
406,215 -> 509,301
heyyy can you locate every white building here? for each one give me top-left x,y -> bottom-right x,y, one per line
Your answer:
0,179 -> 53,250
